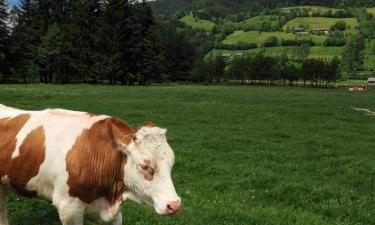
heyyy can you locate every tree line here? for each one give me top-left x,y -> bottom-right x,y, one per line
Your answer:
0,0 -> 198,84
192,52 -> 341,87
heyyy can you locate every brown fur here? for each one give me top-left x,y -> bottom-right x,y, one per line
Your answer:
66,118 -> 135,204
8,126 -> 46,196
142,122 -> 156,128
0,114 -> 46,196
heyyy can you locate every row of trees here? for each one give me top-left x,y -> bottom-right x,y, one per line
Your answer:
192,52 -> 340,87
0,0 -> 198,84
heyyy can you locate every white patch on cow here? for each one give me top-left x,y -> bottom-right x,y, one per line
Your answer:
0,176 -> 9,186
26,110 -> 109,201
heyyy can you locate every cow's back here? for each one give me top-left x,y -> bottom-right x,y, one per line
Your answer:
0,106 -> 109,200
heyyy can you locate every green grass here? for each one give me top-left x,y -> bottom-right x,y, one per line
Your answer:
285,6 -> 339,16
209,46 -> 343,59
222,31 -> 327,45
179,14 -> 215,31
1,85 -> 375,225
237,15 -> 283,29
368,7 -> 375,15
283,17 -> 358,32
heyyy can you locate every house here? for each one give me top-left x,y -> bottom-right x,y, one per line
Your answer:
368,77 -> 375,88
293,27 -> 308,35
222,53 -> 233,61
311,28 -> 329,35
234,52 -> 244,58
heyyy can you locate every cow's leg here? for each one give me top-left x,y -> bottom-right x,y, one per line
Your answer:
54,197 -> 85,225
0,187 -> 9,225
110,213 -> 123,225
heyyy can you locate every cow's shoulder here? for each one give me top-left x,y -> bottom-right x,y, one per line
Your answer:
66,117 -> 134,205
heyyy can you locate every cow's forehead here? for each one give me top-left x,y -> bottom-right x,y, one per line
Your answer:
135,127 -> 174,163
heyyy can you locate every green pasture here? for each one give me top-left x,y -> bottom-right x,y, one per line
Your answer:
179,14 -> 215,31
284,6 -> 339,15
368,7 -> 375,15
0,84 -> 374,225
283,17 -> 358,32
237,15 -> 282,29
209,46 -> 342,59
222,31 -> 327,45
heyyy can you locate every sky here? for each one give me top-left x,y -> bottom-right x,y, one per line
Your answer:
8,0 -> 20,6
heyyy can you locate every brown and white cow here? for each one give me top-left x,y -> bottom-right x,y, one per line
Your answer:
0,104 -> 181,225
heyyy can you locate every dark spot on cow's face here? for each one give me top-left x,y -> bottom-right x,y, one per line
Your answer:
137,160 -> 156,181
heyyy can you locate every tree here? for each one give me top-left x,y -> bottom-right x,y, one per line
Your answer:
11,0 -> 41,82
342,34 -> 365,75
263,36 -> 278,47
293,44 -> 310,60
37,23 -> 70,83
0,0 -> 9,79
331,20 -> 346,31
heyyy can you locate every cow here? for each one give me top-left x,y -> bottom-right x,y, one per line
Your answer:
0,104 -> 181,225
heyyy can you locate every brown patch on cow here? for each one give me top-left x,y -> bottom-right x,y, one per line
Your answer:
0,114 -> 47,196
137,160 -> 156,181
142,122 -> 156,128
7,126 -> 46,196
66,118 -> 135,205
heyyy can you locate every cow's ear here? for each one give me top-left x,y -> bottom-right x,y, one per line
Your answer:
109,118 -> 136,155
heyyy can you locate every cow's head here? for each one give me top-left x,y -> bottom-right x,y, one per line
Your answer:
116,122 -> 181,215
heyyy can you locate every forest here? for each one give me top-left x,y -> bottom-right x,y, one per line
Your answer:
0,0 -> 196,84
0,0 -> 375,85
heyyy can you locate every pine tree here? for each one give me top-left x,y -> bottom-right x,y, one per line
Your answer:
11,0 -> 40,82
0,0 -> 9,79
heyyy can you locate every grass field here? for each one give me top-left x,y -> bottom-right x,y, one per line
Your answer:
285,6 -> 339,16
179,14 -> 215,31
1,85 -> 375,225
283,17 -> 358,32
209,46 -> 343,59
237,15 -> 283,29
368,7 -> 375,15
222,31 -> 327,45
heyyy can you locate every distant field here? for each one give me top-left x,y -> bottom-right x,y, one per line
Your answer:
1,85 -> 375,225
179,14 -> 215,31
285,6 -> 339,15
208,46 -> 343,59
222,31 -> 326,45
368,7 -> 375,15
238,15 -> 283,29
283,17 -> 358,31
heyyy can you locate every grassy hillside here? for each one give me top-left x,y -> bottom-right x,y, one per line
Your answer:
238,15 -> 283,28
179,14 -> 216,31
368,7 -> 375,15
286,6 -> 340,15
209,46 -> 342,59
283,17 -> 358,31
1,85 -> 375,225
222,31 -> 327,45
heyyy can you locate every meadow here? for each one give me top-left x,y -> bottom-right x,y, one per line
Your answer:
237,15 -> 283,29
283,17 -> 358,32
208,46 -> 343,59
222,31 -> 327,45
0,85 -> 374,225
179,14 -> 215,31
